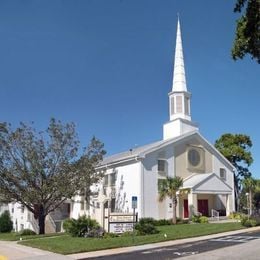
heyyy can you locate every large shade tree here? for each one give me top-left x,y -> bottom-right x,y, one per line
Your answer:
0,119 -> 106,234
232,0 -> 260,63
215,133 -> 253,210
158,176 -> 189,224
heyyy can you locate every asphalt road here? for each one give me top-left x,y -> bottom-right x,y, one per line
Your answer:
83,230 -> 260,260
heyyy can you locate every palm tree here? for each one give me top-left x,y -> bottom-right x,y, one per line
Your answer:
242,177 -> 257,215
158,176 -> 189,224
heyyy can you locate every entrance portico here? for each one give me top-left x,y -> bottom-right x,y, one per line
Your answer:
180,173 -> 233,218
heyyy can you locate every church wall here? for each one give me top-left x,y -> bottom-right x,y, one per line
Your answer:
174,137 -> 213,179
142,145 -> 174,220
213,156 -> 235,212
113,162 -> 142,214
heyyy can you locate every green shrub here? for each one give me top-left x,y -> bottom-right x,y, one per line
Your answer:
134,218 -> 159,235
191,214 -> 201,223
63,215 -> 102,237
0,211 -> 13,233
242,219 -> 257,227
228,212 -> 245,220
19,229 -> 36,236
134,222 -> 159,235
241,215 -> 259,227
138,218 -> 156,225
199,216 -> 209,223
192,215 -> 208,224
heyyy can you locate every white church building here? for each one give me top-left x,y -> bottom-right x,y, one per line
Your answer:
84,18 -> 235,229
0,19 -> 235,233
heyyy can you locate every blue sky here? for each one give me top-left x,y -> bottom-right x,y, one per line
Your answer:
1,0 -> 259,178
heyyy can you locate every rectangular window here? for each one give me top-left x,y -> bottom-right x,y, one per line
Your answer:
110,172 -> 116,186
170,97 -> 175,115
220,168 -> 226,179
185,97 -> 189,115
158,159 -> 166,172
176,96 -> 182,113
21,205 -> 24,214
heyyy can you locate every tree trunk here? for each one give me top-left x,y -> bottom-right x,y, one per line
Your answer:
172,198 -> 177,224
38,205 -> 45,235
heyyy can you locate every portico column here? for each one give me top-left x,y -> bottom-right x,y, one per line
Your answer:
188,191 -> 197,218
226,194 -> 232,216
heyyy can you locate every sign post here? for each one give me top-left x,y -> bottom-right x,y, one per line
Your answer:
131,196 -> 137,243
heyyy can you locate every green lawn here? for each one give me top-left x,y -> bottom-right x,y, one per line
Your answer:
18,222 -> 244,255
0,232 -> 65,241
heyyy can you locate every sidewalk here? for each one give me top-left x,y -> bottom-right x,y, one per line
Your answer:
0,240 -> 71,260
69,226 -> 260,259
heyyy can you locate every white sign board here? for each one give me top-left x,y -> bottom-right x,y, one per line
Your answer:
109,223 -> 134,233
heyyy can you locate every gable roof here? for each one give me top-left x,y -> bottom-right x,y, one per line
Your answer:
99,131 -> 234,171
183,173 -> 233,194
100,131 -> 198,167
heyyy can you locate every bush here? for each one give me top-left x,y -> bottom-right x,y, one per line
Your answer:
138,218 -> 156,225
0,211 -> 13,233
63,215 -> 102,237
199,216 -> 209,223
228,212 -> 245,221
191,214 -> 201,223
241,215 -> 259,227
242,219 -> 257,227
134,218 -> 159,235
191,215 -> 208,223
19,229 -> 36,236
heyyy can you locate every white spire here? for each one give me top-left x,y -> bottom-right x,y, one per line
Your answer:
163,17 -> 198,140
172,17 -> 187,92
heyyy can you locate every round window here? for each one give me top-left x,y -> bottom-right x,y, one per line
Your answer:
188,149 -> 201,167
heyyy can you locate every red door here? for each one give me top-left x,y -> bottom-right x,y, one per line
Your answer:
184,199 -> 189,218
198,200 -> 208,216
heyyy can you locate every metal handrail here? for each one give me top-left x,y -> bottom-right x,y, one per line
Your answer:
211,209 -> 219,221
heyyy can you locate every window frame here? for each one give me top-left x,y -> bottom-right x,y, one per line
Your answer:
157,159 -> 166,174
220,168 -> 227,180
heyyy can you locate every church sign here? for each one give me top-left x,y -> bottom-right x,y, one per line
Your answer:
108,213 -> 138,233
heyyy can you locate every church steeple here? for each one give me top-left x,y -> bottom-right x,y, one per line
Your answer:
169,17 -> 191,122
172,17 -> 187,92
163,17 -> 198,140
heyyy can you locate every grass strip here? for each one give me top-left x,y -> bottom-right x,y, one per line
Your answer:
0,232 -> 65,241
18,222 -> 244,255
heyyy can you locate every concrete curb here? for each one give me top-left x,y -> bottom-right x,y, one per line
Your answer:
68,226 -> 260,259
